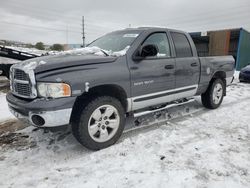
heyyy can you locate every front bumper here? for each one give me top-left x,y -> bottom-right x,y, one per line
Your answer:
7,93 -> 76,127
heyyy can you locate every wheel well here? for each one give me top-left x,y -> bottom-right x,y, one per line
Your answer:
210,71 -> 226,95
212,71 -> 226,80
70,84 -> 128,124
88,85 -> 128,109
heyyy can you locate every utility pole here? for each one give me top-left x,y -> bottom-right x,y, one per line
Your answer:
66,24 -> 69,45
82,16 -> 85,47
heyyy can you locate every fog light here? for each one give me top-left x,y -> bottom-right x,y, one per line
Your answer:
31,115 -> 45,126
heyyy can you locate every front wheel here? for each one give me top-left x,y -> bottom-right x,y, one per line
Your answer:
201,79 -> 225,109
72,96 -> 125,150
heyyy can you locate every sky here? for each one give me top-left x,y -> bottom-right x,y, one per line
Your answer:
0,0 -> 250,45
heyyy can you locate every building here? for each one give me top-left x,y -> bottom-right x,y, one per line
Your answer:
190,28 -> 250,70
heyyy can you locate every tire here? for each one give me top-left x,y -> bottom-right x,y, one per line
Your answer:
201,79 -> 225,109
72,96 -> 125,150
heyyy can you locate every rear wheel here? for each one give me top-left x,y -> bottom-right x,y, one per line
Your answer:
201,79 -> 225,109
72,96 -> 125,150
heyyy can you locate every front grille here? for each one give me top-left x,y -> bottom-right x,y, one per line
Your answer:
14,83 -> 32,97
14,69 -> 29,81
11,68 -> 37,99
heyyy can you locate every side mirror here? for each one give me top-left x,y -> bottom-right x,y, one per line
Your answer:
133,44 -> 159,61
140,44 -> 158,57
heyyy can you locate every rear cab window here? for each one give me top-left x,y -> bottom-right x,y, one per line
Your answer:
170,32 -> 193,58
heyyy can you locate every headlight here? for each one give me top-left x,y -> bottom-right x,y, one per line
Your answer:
37,82 -> 71,98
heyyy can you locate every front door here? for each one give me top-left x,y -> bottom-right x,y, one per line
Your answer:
128,32 -> 175,110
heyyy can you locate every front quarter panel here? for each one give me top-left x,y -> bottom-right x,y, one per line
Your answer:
35,56 -> 131,97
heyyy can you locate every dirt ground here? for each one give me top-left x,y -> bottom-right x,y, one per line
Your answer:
0,76 -> 30,149
0,76 -> 10,93
0,119 -> 30,150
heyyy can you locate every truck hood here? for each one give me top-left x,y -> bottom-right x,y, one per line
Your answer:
13,54 -> 117,73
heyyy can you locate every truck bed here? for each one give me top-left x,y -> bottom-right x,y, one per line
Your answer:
197,55 -> 235,94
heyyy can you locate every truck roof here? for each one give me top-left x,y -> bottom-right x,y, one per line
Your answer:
118,27 -> 186,34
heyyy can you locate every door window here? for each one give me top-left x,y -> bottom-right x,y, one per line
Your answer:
142,33 -> 171,57
171,32 -> 193,58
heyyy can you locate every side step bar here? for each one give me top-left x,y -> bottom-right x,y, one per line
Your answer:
133,98 -> 196,118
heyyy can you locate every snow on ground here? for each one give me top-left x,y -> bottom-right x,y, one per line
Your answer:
0,56 -> 14,121
0,93 -> 14,122
0,75 -> 250,188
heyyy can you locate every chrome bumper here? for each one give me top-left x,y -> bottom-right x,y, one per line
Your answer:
9,107 -> 72,127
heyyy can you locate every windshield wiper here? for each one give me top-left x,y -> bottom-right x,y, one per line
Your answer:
100,49 -> 109,56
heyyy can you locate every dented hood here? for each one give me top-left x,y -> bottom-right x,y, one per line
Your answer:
14,54 -> 117,73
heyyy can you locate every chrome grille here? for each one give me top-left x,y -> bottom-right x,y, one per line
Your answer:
14,69 -> 29,81
11,68 -> 37,99
14,83 -> 32,97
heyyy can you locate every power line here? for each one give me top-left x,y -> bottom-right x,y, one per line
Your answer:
0,21 -> 81,33
142,3 -> 250,24
1,0 -> 250,43
145,11 -> 250,27
2,1 -> 82,21
1,1 -> 128,29
1,2 -> 124,33
132,9 -> 250,32
3,0 -> 126,26
2,0 -> 250,30
1,2 -> 83,30
166,12 -> 250,29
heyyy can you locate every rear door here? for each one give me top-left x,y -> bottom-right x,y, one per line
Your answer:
129,32 -> 175,110
170,32 -> 200,99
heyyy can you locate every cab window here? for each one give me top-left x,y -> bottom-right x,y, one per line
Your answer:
171,32 -> 193,58
142,33 -> 171,57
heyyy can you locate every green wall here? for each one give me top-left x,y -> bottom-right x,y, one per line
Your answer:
236,29 -> 250,70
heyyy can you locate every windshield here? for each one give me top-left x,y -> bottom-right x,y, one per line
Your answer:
88,32 -> 141,52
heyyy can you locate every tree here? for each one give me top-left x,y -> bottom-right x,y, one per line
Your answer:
35,42 -> 45,50
50,44 -> 64,51
25,43 -> 34,48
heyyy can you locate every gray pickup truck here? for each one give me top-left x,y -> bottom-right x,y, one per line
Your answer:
7,27 -> 234,150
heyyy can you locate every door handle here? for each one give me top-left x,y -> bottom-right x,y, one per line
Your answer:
165,65 -> 174,69
130,66 -> 138,70
191,62 -> 198,67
